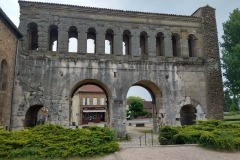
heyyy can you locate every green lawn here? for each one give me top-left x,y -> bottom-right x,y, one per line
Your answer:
224,114 -> 240,119
224,114 -> 240,123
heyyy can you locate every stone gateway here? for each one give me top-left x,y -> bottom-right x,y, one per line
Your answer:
10,1 -> 223,137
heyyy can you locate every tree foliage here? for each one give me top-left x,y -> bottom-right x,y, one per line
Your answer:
223,90 -> 233,112
127,96 -> 147,117
221,8 -> 240,98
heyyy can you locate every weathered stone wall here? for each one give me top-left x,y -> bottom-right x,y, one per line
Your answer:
11,1 -> 223,137
0,15 -> 18,129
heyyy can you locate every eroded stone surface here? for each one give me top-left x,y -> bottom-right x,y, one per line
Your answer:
10,1 -> 223,137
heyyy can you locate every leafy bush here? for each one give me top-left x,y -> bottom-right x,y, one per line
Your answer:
159,119 -> 240,151
0,124 -> 119,159
230,103 -> 239,112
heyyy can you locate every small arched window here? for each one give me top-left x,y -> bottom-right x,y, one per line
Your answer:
172,33 -> 180,57
105,29 -> 114,54
27,22 -> 38,50
140,31 -> 148,55
156,32 -> 164,56
0,60 -> 8,91
123,30 -> 131,55
68,26 -> 78,52
188,34 -> 197,57
87,28 -> 96,53
49,25 -> 58,51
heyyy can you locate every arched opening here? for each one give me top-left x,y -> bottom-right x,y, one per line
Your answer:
127,80 -> 165,133
123,30 -> 131,55
70,80 -> 111,127
172,33 -> 180,57
68,26 -> 78,52
105,29 -> 114,54
25,105 -> 49,127
188,34 -> 197,57
180,105 -> 196,125
127,86 -> 152,119
27,22 -> 38,50
0,60 -> 7,91
49,25 -> 58,51
87,28 -> 96,53
156,32 -> 164,56
139,31 -> 148,55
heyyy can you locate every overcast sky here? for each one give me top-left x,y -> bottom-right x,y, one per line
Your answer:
0,0 -> 239,101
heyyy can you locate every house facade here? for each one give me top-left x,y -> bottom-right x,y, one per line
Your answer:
0,8 -> 23,130
72,85 -> 107,126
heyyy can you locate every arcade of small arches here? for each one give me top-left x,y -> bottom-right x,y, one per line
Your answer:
26,22 -> 198,57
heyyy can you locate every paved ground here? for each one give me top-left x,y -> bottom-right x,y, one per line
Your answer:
69,119 -> 240,160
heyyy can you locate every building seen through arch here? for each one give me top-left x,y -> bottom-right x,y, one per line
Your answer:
71,85 -> 107,126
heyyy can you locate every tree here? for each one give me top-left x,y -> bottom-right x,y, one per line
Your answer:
221,8 -> 240,98
127,96 -> 147,118
223,90 -> 233,112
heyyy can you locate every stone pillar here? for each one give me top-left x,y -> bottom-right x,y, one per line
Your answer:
164,30 -> 173,57
58,29 -> 68,54
147,32 -> 156,57
180,30 -> 189,58
113,32 -> 122,56
96,32 -> 105,54
111,99 -> 126,138
192,5 -> 223,119
78,31 -> 87,54
38,25 -> 48,52
131,31 -> 140,57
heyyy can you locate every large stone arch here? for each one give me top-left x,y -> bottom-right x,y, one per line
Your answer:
124,80 -> 163,132
175,97 -> 206,126
69,79 -> 113,126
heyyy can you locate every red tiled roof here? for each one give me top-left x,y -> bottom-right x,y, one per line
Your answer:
75,85 -> 104,94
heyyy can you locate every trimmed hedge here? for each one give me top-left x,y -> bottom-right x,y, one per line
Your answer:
159,119 -> 240,151
0,124 -> 119,159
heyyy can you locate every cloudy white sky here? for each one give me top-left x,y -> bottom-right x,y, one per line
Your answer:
0,0 -> 239,101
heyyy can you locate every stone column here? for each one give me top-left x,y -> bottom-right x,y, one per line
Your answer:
78,31 -> 87,54
131,31 -> 140,57
113,32 -> 122,56
38,26 -> 48,52
58,29 -> 68,54
96,32 -> 105,54
180,29 -> 189,58
147,32 -> 156,57
164,30 -> 173,57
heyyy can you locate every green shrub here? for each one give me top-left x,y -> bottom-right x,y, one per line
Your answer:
0,124 -> 119,159
158,119 -> 240,151
230,103 -> 238,112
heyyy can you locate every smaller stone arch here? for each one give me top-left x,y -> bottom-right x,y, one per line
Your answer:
105,29 -> 114,54
180,105 -> 196,125
172,33 -> 180,57
87,27 -> 96,53
68,26 -> 78,52
139,31 -> 148,55
49,25 -> 58,51
156,32 -> 165,56
27,22 -> 38,50
24,105 -> 49,127
176,97 -> 206,126
123,30 -> 131,55
188,34 -> 197,57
